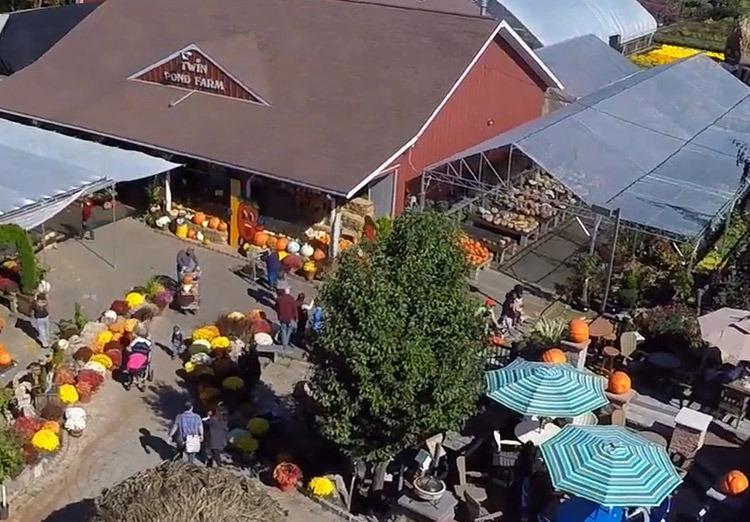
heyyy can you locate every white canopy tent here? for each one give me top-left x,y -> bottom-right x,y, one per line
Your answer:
0,118 -> 179,229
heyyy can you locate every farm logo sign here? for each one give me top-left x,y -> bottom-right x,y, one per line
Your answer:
131,46 -> 266,104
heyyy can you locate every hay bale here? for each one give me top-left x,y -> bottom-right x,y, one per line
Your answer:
344,197 -> 375,217
339,211 -> 365,232
90,461 -> 286,522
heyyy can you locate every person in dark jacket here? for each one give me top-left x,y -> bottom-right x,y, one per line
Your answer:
275,288 -> 298,347
295,293 -> 309,346
81,198 -> 94,240
265,250 -> 281,289
204,407 -> 228,467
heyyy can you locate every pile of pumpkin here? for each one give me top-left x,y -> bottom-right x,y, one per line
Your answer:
458,233 -> 492,267
249,230 -> 327,278
173,211 -> 229,245
305,229 -> 354,253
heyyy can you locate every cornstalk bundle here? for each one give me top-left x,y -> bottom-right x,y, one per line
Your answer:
90,462 -> 286,522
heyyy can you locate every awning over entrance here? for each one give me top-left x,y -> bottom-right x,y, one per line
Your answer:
0,119 -> 179,229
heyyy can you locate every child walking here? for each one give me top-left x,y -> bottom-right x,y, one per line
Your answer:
170,325 -> 184,360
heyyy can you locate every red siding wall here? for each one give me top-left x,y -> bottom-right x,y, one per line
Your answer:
391,37 -> 547,212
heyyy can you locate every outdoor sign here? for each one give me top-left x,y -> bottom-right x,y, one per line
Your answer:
131,45 -> 266,104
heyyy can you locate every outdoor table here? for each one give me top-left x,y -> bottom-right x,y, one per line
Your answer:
441,431 -> 476,454
514,420 -> 561,446
638,431 -> 668,447
396,491 -> 458,522
589,317 -> 616,340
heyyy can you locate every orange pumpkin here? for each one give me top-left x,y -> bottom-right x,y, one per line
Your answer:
542,348 -> 566,364
217,221 -> 228,232
253,231 -> 269,247
0,352 -> 12,366
42,420 -> 60,434
608,371 -> 632,395
192,212 -> 206,225
568,318 -> 590,343
276,237 -> 289,251
312,248 -> 326,261
266,236 -> 278,250
186,228 -> 197,239
721,470 -> 749,496
489,335 -> 505,347
208,217 -> 220,229
183,274 -> 194,285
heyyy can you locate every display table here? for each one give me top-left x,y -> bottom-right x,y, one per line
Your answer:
396,492 -> 458,522
514,420 -> 561,446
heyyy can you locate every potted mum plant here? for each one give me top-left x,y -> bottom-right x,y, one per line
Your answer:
64,407 -> 86,437
273,462 -> 302,492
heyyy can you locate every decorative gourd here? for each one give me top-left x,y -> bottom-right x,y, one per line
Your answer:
192,212 -> 206,225
721,470 -> 749,496
253,231 -> 268,247
208,217 -> 220,229
217,221 -> 228,232
313,248 -> 326,261
276,237 -> 289,251
183,274 -> 194,285
608,371 -> 632,395
541,348 -> 566,364
186,228 -> 197,240
195,231 -> 204,242
568,318 -> 590,343
287,241 -> 300,254
175,223 -> 188,239
266,236 -> 278,250
0,352 -> 12,366
300,243 -> 314,258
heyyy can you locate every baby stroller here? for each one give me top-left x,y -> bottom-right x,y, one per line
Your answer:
123,340 -> 153,391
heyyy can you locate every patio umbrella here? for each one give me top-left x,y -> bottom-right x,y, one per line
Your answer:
555,497 -> 624,522
485,359 -> 608,418
541,425 -> 682,507
698,307 -> 750,364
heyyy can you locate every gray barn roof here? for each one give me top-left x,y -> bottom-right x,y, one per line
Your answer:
441,55 -> 750,239
536,35 -> 638,99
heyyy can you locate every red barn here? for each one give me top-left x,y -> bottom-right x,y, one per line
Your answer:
0,0 -> 559,225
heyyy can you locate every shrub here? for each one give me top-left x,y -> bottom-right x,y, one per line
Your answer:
0,429 -> 23,480
635,305 -> 704,354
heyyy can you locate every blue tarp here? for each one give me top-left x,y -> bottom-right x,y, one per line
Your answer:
536,35 -> 639,99
440,56 -> 750,238
556,497 -> 624,522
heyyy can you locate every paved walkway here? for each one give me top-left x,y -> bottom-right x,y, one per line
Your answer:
10,219 -> 332,522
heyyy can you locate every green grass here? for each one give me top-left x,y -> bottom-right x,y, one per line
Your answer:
656,18 -> 734,53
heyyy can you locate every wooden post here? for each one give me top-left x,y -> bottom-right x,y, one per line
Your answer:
229,178 -> 241,247
164,171 -> 172,212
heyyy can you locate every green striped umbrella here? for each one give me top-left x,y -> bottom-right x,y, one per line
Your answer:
485,359 -> 608,417
541,425 -> 682,507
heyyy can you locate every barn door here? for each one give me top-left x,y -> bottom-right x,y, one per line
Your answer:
369,172 -> 395,217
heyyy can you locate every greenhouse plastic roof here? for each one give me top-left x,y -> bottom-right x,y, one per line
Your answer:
490,0 -> 657,47
441,56 -> 750,239
536,35 -> 639,99
0,118 -> 178,228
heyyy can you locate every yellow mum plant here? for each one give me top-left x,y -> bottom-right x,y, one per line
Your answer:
211,336 -> 230,350
97,330 -> 113,345
125,292 -> 145,309
303,261 -> 316,272
90,353 -> 113,370
191,325 -> 220,341
58,384 -> 79,404
308,476 -> 336,497
631,44 -> 724,68
124,318 -> 139,333
31,429 -> 60,452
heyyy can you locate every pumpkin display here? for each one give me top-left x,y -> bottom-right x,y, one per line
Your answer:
253,231 -> 269,247
208,217 -> 220,229
458,233 -> 491,267
192,212 -> 206,225
266,236 -> 278,250
312,248 -> 326,261
568,318 -> 590,343
721,470 -> 749,496
608,371 -> 632,395
276,237 -> 289,252
175,223 -> 188,239
541,348 -> 566,364
0,351 -> 12,366
186,228 -> 197,240
217,221 -> 228,232
300,243 -> 314,258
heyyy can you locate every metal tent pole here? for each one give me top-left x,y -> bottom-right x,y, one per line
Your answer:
110,184 -> 117,269
600,208 -> 621,314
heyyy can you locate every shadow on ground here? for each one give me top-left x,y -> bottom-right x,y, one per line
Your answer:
42,498 -> 96,521
140,380 -> 191,428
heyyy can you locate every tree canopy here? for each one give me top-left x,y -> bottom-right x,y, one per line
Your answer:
310,211 -> 485,462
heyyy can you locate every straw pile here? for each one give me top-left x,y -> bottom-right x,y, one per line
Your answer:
89,462 -> 286,522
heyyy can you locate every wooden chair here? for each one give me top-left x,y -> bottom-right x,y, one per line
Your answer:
611,408 -> 627,426
619,332 -> 639,364
455,455 -> 487,504
491,432 -> 521,486
466,489 -> 503,522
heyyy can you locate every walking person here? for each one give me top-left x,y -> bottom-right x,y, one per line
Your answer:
32,292 -> 50,348
265,250 -> 281,290
275,287 -> 298,347
204,408 -> 228,467
81,198 -> 95,240
170,325 -> 184,360
169,402 -> 203,464
295,293 -> 309,347
176,246 -> 199,284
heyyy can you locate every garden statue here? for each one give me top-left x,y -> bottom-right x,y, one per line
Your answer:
13,380 -> 34,417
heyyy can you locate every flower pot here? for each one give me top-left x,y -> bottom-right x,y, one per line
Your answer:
67,429 -> 83,438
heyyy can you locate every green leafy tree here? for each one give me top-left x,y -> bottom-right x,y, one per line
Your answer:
310,211 -> 485,463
